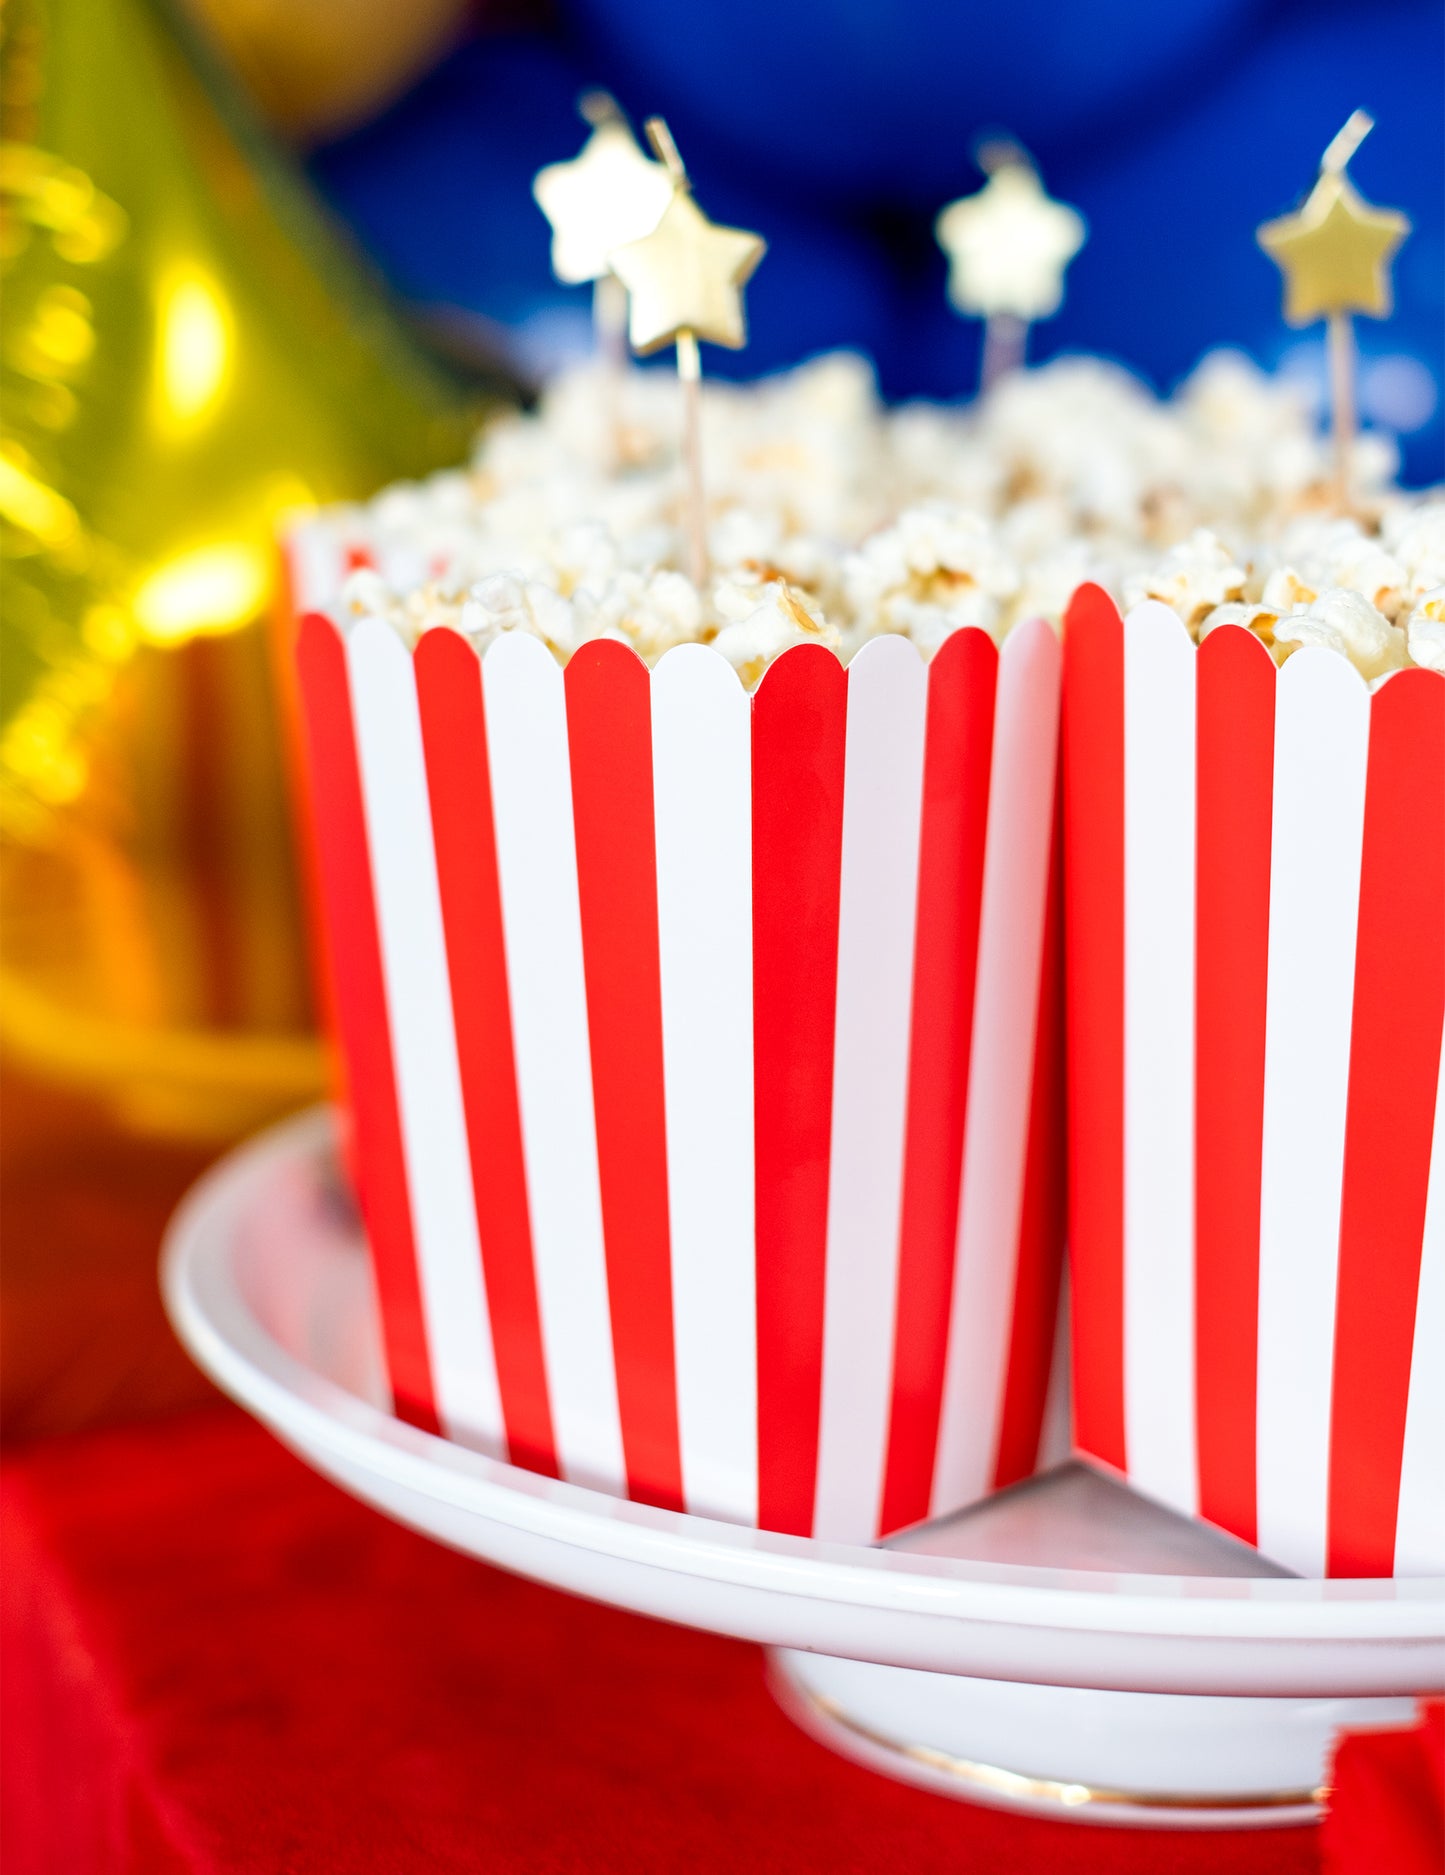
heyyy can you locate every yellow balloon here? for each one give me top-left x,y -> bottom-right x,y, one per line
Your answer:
1,0 -> 499,1137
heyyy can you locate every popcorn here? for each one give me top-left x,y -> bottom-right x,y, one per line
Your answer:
312,351 -> 1442,682
712,583 -> 839,689
1122,528 -> 1246,627
1319,535 -> 1406,619
339,566 -> 401,626
573,567 -> 705,664
1258,566 -> 1318,615
1198,600 -> 1282,652
459,574 -> 578,660
1386,504 -> 1445,600
841,503 -> 1018,653
1405,587 -> 1445,673
1271,588 -> 1408,682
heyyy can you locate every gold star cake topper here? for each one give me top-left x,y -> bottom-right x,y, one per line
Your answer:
533,94 -> 674,287
936,141 -> 1086,390
1258,111 -> 1410,325
1258,112 -> 1411,508
609,122 -> 767,354
608,120 -> 767,587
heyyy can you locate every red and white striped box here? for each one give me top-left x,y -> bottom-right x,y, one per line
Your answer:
291,605 -> 1066,1542
283,518 -> 382,613
1063,583 -> 1445,1579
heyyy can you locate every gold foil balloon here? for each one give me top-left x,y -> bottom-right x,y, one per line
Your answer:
0,0 -> 494,1139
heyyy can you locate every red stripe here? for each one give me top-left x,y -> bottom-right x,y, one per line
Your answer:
294,614 -> 438,1433
1193,625 -> 1275,1548
1328,668 -> 1445,1577
414,627 -> 556,1477
877,627 -> 997,1534
1062,583 -> 1128,1473
565,641 -> 684,1513
269,554 -> 336,1078
752,643 -> 847,1537
992,770 -> 1068,1490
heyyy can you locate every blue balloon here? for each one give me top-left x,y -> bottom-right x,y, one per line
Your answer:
312,0 -> 1443,480
561,0 -> 1268,203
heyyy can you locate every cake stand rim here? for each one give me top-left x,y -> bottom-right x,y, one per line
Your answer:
161,1106 -> 1445,1685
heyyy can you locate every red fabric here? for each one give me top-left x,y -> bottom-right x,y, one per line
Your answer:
1322,1702 -> 1445,1875
1,1407 -> 1323,1875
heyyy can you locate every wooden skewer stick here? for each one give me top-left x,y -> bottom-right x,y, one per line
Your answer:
980,312 -> 1027,393
593,273 -> 630,374
675,328 -> 706,588
1326,310 -> 1356,513
1257,111 -> 1410,519
1318,114 -> 1370,514
577,94 -> 633,375
645,117 -> 709,589
609,118 -> 763,592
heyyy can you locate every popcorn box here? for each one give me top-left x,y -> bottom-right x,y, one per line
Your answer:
292,605 -> 1065,1542
1063,583 -> 1444,1578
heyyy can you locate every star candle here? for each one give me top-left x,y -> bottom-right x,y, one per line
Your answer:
609,124 -> 766,357
609,119 -> 766,586
533,94 -> 673,367
1258,112 -> 1410,509
935,142 -> 1086,392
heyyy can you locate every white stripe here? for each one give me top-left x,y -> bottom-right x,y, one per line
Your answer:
482,632 -> 626,1494
931,618 -> 1061,1514
375,539 -> 428,594
1121,602 -> 1198,1517
813,636 -> 928,1542
1394,1018 -> 1445,1574
286,519 -> 344,617
652,646 -> 756,1524
1257,648 -> 1370,1576
346,617 -> 503,1452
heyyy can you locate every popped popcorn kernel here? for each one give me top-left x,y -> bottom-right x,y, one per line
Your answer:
1272,588 -> 1408,682
1124,529 -> 1247,630
713,583 -> 840,689
1198,601 -> 1283,655
1405,586 -> 1445,673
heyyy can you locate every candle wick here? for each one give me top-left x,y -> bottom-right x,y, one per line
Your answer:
1321,110 -> 1373,176
644,117 -> 690,192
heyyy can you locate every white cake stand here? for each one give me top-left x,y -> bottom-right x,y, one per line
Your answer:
161,1109 -> 1444,1830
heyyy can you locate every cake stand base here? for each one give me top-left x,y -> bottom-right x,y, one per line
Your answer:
768,1649 -> 1409,1827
